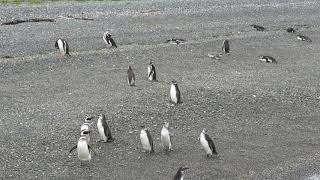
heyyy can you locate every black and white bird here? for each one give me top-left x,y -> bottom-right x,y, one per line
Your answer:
55,39 -> 70,56
251,24 -> 266,31
173,167 -> 189,180
97,114 -> 114,143
222,39 -> 230,54
147,61 -> 157,81
127,66 -> 135,86
103,31 -> 117,48
199,129 -> 217,157
140,126 -> 154,153
297,34 -> 312,42
286,27 -> 296,33
69,135 -> 96,165
166,38 -> 186,45
161,122 -> 172,151
258,55 -> 277,63
170,81 -> 181,104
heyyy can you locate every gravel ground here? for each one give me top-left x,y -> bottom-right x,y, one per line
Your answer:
1,0 -> 320,179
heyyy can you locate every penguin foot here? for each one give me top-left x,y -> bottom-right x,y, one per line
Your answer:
106,138 -> 115,143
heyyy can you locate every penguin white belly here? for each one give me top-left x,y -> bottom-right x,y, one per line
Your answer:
81,124 -> 89,132
200,135 -> 212,155
170,85 -> 178,103
140,131 -> 151,151
57,40 -> 65,55
77,141 -> 91,161
97,120 -> 107,141
147,66 -> 151,79
161,129 -> 171,149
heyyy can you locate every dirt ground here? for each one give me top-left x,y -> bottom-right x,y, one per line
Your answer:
1,0 -> 320,179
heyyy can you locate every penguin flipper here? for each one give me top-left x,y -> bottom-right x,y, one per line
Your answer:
69,145 -> 77,153
88,145 -> 97,156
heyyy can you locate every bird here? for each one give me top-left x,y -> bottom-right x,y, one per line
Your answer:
103,31 -> 117,48
80,129 -> 91,144
250,24 -> 266,31
297,34 -> 312,42
161,122 -> 172,151
140,126 -> 154,153
97,114 -> 114,143
166,38 -> 186,44
127,66 -> 135,86
170,81 -> 181,104
147,61 -> 157,81
80,116 -> 94,132
173,167 -> 189,180
222,39 -> 230,54
69,135 -> 96,165
55,39 -> 70,57
258,55 -> 277,63
286,27 -> 296,33
199,129 -> 217,157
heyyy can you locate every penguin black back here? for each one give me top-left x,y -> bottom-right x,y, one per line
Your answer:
145,129 -> 154,153
101,114 -> 113,140
127,66 -> 135,86
222,39 -> 230,54
251,24 -> 266,31
205,134 -> 217,155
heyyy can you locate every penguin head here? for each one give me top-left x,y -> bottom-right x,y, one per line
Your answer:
178,166 -> 189,173
85,116 -> 95,122
202,128 -> 207,134
81,130 -> 91,135
171,80 -> 177,85
104,31 -> 111,38
164,122 -> 169,128
223,39 -> 229,45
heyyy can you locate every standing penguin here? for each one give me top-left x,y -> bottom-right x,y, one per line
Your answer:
127,66 -> 135,86
173,167 -> 189,180
97,114 -> 114,143
170,81 -> 181,104
147,61 -> 157,81
140,126 -> 154,153
200,129 -> 217,157
222,39 -> 230,54
103,31 -> 117,48
161,122 -> 172,151
69,135 -> 96,165
55,39 -> 70,56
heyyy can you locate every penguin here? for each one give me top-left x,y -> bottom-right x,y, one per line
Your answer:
103,31 -> 117,48
140,126 -> 154,153
69,135 -> 96,165
286,27 -> 296,33
297,34 -> 312,42
127,66 -> 135,86
170,81 -> 181,104
97,114 -> 114,143
55,39 -> 70,56
173,167 -> 189,180
166,38 -> 186,44
199,129 -> 217,157
258,55 -> 277,63
161,122 -> 172,151
250,24 -> 266,31
222,39 -> 230,54
147,61 -> 157,81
